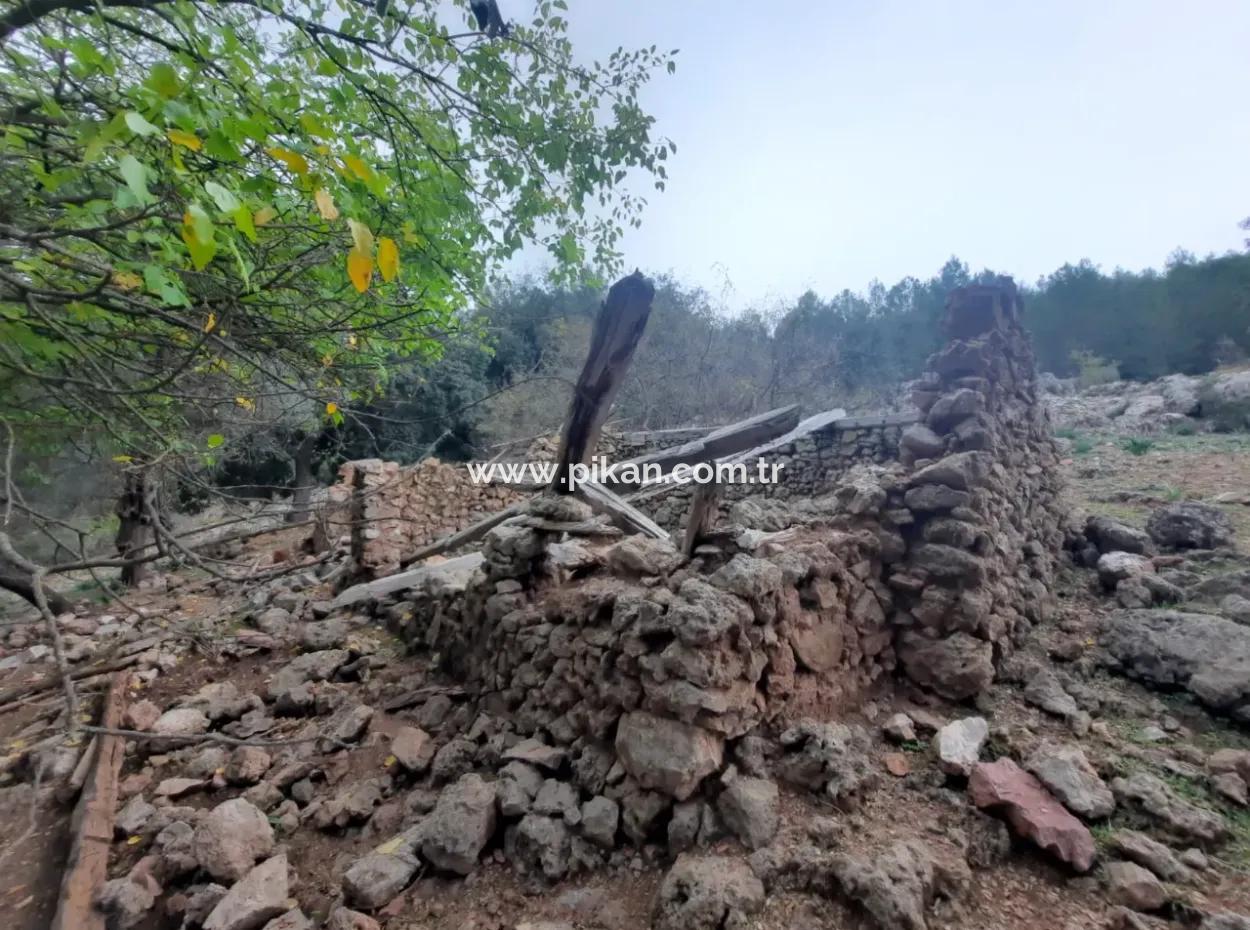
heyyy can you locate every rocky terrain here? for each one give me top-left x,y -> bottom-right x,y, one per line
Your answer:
2,289 -> 1250,930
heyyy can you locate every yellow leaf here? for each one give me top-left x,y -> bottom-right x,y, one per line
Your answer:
375,836 -> 404,855
347,218 -> 374,256
203,311 -> 216,333
321,352 -> 334,367
347,251 -> 372,293
126,836 -> 143,846
265,147 -> 309,176
253,205 -> 278,226
111,271 -> 142,290
325,402 -> 339,416
166,129 -> 202,151
112,454 -> 133,463
314,189 -> 339,221
383,754 -> 397,768
235,396 -> 255,411
377,236 -> 399,282
343,154 -> 373,181
347,333 -> 358,348
314,144 -> 331,156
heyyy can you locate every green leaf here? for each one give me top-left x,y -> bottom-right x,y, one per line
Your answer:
206,433 -> 225,448
204,181 -> 240,213
118,154 -> 152,203
124,111 -> 160,137
232,206 -> 257,242
145,62 -> 181,98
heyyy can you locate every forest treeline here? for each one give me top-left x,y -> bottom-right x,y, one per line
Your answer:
336,250 -> 1250,467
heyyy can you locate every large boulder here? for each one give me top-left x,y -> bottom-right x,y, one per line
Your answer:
1086,515 -> 1153,556
342,852 -> 419,908
831,839 -> 970,930
615,712 -> 724,801
653,854 -> 764,930
969,759 -> 1096,872
1099,609 -> 1250,715
1146,503 -> 1235,551
1202,370 -> 1250,431
1097,552 -> 1155,590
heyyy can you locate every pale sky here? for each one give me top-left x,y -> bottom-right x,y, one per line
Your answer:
514,0 -> 1250,306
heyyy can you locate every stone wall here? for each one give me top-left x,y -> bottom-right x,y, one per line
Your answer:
640,413 -> 914,531
323,458 -> 523,579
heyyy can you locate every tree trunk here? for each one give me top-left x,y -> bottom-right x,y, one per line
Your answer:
0,562 -> 69,614
286,433 -> 318,524
114,469 -> 154,586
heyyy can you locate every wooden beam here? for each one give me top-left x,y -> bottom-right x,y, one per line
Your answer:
720,407 -> 847,466
551,272 -> 656,494
613,404 -> 801,488
397,502 -> 526,569
51,672 -> 129,930
333,552 -> 484,609
574,481 -> 669,540
682,479 -> 721,557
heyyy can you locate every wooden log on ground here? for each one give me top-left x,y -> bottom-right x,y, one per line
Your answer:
551,272 -> 656,494
50,672 -> 129,930
333,552 -> 485,609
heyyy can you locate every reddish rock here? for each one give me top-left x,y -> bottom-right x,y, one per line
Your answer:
969,758 -> 1096,872
883,753 -> 911,777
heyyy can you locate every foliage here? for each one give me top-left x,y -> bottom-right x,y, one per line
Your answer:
0,0 -> 675,546
1069,350 -> 1121,388
1122,437 -> 1154,456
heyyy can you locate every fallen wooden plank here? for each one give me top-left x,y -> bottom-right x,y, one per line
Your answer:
612,404 -> 801,487
682,479 -> 721,558
50,671 -> 129,930
398,502 -> 526,569
721,407 -> 848,465
551,272 -> 656,494
574,481 -> 669,540
333,552 -> 484,609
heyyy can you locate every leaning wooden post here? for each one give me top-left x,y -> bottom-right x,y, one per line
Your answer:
682,471 -> 721,557
550,271 -> 656,495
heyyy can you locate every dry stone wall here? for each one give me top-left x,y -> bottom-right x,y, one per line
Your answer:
322,458 -> 523,579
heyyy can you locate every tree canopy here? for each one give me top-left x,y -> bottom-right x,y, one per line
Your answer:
0,0 -> 675,472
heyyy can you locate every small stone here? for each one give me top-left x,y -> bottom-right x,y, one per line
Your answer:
615,712 -> 724,801
151,707 -> 210,737
580,796 -> 620,849
884,713 -> 917,743
1024,741 -> 1115,820
502,738 -> 568,773
126,699 -> 162,732
389,726 -> 434,773
225,747 -> 272,786
653,854 -> 765,930
937,717 -> 988,777
884,753 -> 911,777
193,798 -> 275,883
342,852 -> 419,909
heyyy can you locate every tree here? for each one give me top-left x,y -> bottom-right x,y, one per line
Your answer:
0,0 -> 676,596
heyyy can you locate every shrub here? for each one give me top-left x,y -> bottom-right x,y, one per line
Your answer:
1122,438 -> 1154,456
1070,349 -> 1120,388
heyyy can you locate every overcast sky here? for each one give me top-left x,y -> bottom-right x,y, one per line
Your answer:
512,0 -> 1250,307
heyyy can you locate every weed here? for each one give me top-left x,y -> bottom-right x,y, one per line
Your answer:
1122,437 -> 1154,456
899,739 -> 929,754
1055,427 -> 1078,440
1073,437 -> 1095,455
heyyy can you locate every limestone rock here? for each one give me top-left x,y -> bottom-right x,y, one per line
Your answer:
969,759 -> 1096,872
1147,502 -> 1235,551
417,773 -> 497,874
1024,742 -> 1114,820
151,707 -> 210,737
342,851 -> 419,909
1097,552 -> 1156,590
1111,773 -> 1229,848
717,776 -> 779,850
203,854 -> 288,930
936,717 -> 988,777
615,712 -> 724,801
898,632 -> 994,701
193,798 -> 275,883
390,726 -> 434,773
1105,860 -> 1166,913
653,854 -> 765,930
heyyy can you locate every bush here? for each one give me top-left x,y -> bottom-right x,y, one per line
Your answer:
1122,438 -> 1154,456
1070,349 -> 1120,388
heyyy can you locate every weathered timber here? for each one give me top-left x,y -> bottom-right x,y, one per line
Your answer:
0,562 -> 69,614
613,404 -> 801,487
398,502 -> 526,569
574,481 -> 669,540
720,407 -> 848,465
50,672 -> 128,930
682,479 -> 721,557
334,552 -> 484,608
550,272 -> 656,493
